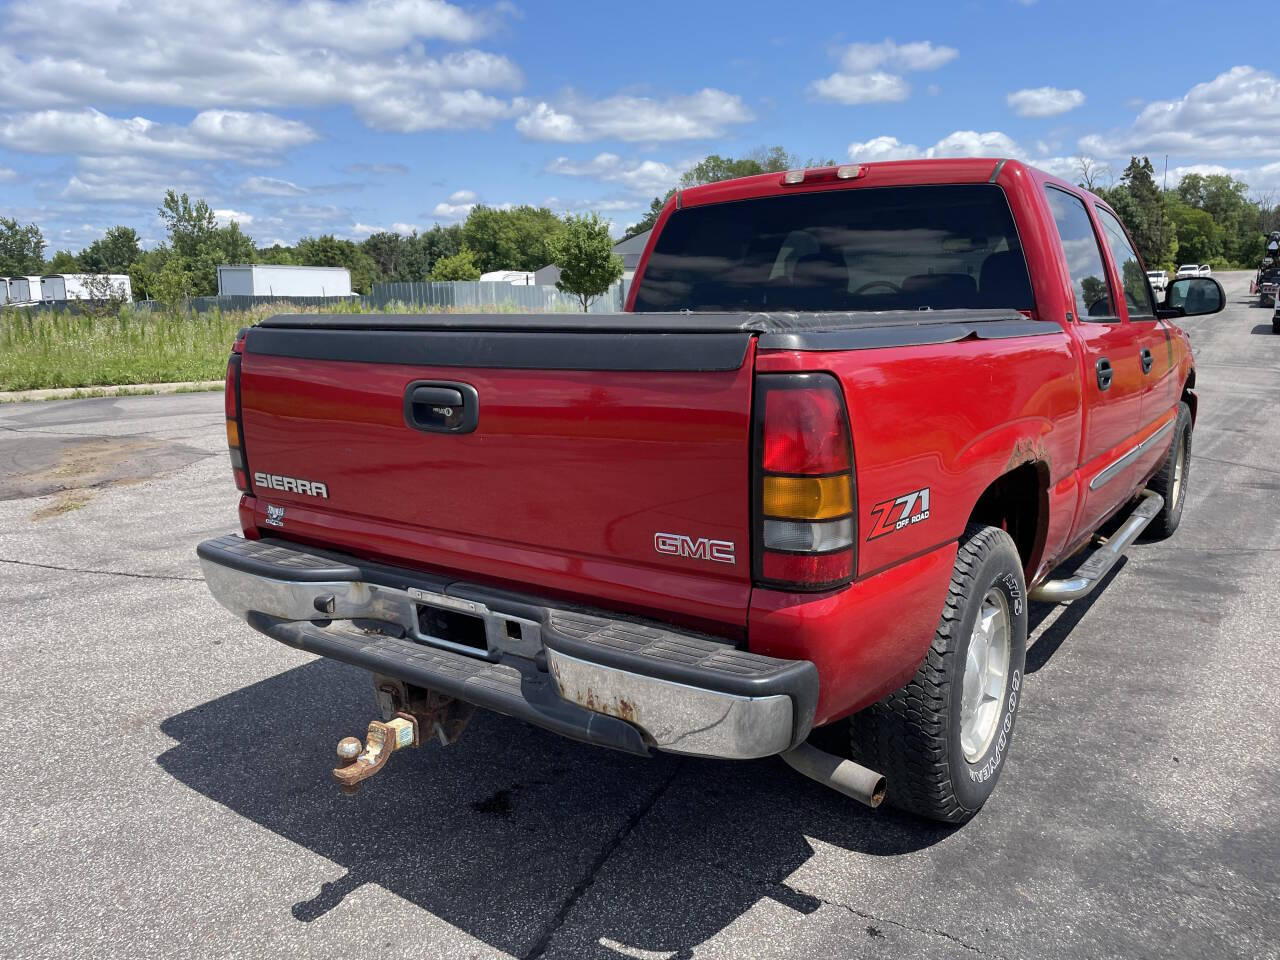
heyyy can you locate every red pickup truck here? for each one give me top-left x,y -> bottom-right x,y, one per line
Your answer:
198,158 -> 1224,822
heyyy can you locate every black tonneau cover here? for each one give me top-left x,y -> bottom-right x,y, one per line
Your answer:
249,309 -> 1057,372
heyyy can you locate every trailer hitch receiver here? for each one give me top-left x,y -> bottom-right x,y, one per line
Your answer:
332,712 -> 419,795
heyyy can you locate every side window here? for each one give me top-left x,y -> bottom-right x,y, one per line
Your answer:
1044,186 -> 1117,322
1095,207 -> 1155,319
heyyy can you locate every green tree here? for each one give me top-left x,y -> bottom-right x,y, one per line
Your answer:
0,217 -> 45,275
255,244 -> 297,265
80,226 -> 141,273
1176,172 -> 1258,265
191,222 -> 257,295
361,231 -> 430,282
549,213 -> 624,312
158,191 -> 217,263
1098,157 -> 1174,268
153,255 -> 193,315
419,224 -> 465,267
462,205 -> 565,273
429,247 -> 481,281
128,246 -> 171,302
46,249 -> 81,273
1165,200 -> 1223,264
622,196 -> 669,241
294,234 -> 381,294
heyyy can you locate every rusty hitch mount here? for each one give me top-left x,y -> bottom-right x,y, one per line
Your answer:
332,712 -> 419,795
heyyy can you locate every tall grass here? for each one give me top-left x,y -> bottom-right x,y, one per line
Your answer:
0,300 -> 558,392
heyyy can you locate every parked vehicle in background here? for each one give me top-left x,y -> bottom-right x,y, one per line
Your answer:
199,158 -> 1222,824
1176,264 -> 1200,279
1146,269 -> 1168,294
0,278 -> 8,306
1257,263 -> 1280,307
1197,264 -> 1213,278
39,274 -> 133,303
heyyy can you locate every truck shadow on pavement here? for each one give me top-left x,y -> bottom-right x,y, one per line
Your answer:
1024,557 -> 1127,674
159,658 -> 959,958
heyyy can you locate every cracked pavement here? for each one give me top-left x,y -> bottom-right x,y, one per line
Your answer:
1,273 -> 1277,959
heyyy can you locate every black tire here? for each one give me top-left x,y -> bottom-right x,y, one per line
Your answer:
1273,318 -> 1280,334
847,525 -> 1027,823
1146,401 -> 1192,539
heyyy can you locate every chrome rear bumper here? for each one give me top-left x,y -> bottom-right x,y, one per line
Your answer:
197,535 -> 817,760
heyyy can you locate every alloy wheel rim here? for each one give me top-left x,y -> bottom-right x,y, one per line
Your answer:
1172,435 -> 1186,508
960,587 -> 1011,763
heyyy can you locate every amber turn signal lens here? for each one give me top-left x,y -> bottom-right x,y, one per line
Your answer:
762,475 -> 851,520
226,419 -> 240,447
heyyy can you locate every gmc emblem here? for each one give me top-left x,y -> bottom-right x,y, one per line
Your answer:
653,532 -> 736,565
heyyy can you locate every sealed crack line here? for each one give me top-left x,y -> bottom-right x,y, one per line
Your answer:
523,760 -> 685,960
0,557 -> 203,582
709,857 -> 1009,960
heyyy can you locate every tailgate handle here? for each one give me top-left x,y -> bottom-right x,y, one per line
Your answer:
411,385 -> 463,407
404,380 -> 479,434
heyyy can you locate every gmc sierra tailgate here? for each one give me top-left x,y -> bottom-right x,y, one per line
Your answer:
237,313 -> 757,633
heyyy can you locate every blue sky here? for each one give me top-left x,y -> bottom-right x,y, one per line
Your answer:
0,0 -> 1270,251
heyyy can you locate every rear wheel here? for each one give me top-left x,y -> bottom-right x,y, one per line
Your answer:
1273,317 -> 1280,334
848,524 -> 1027,823
1146,401 -> 1192,539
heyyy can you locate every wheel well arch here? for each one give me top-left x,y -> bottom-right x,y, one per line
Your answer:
966,461 -> 1049,578
1182,367 -> 1198,424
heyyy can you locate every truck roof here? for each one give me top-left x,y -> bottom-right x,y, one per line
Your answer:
678,157 -> 1024,209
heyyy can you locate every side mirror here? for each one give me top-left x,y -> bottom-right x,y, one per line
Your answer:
1160,276 -> 1225,318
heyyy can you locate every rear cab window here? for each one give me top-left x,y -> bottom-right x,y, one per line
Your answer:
632,184 -> 1035,314
1043,186 -> 1118,323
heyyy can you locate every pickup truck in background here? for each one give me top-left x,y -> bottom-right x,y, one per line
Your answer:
1146,269 -> 1168,295
198,158 -> 1224,823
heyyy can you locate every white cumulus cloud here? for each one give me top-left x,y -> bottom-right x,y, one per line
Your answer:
1007,86 -> 1085,117
0,108 -> 316,161
847,129 -> 1020,161
813,38 -> 957,105
547,153 -> 685,196
517,89 -> 753,142
0,0 -> 523,134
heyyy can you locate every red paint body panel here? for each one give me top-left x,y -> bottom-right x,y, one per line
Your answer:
239,347 -> 757,635
232,157 -> 1194,728
749,543 -> 958,724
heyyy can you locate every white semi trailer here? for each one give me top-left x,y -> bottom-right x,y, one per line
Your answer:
216,264 -> 352,298
39,274 -> 133,302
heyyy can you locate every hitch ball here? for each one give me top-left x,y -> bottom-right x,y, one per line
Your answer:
332,713 -> 419,795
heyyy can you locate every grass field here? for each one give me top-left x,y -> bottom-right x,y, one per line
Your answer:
0,301 -> 538,392
0,307 -> 247,391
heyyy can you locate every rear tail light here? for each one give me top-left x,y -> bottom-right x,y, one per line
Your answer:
225,330 -> 251,493
753,373 -> 855,592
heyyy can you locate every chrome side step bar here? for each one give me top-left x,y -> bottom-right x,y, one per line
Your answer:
1029,491 -> 1164,604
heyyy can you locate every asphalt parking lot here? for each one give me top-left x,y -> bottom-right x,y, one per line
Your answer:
2,271 -> 1277,960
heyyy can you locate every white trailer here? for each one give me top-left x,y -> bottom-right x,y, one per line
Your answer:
216,264 -> 352,298
0,278 -> 8,306
7,276 -> 32,303
480,270 -> 536,285
39,274 -> 133,302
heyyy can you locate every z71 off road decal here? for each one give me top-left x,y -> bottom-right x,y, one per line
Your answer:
866,487 -> 931,540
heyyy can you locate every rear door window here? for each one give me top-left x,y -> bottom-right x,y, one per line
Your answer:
1044,186 -> 1117,322
632,184 -> 1034,313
